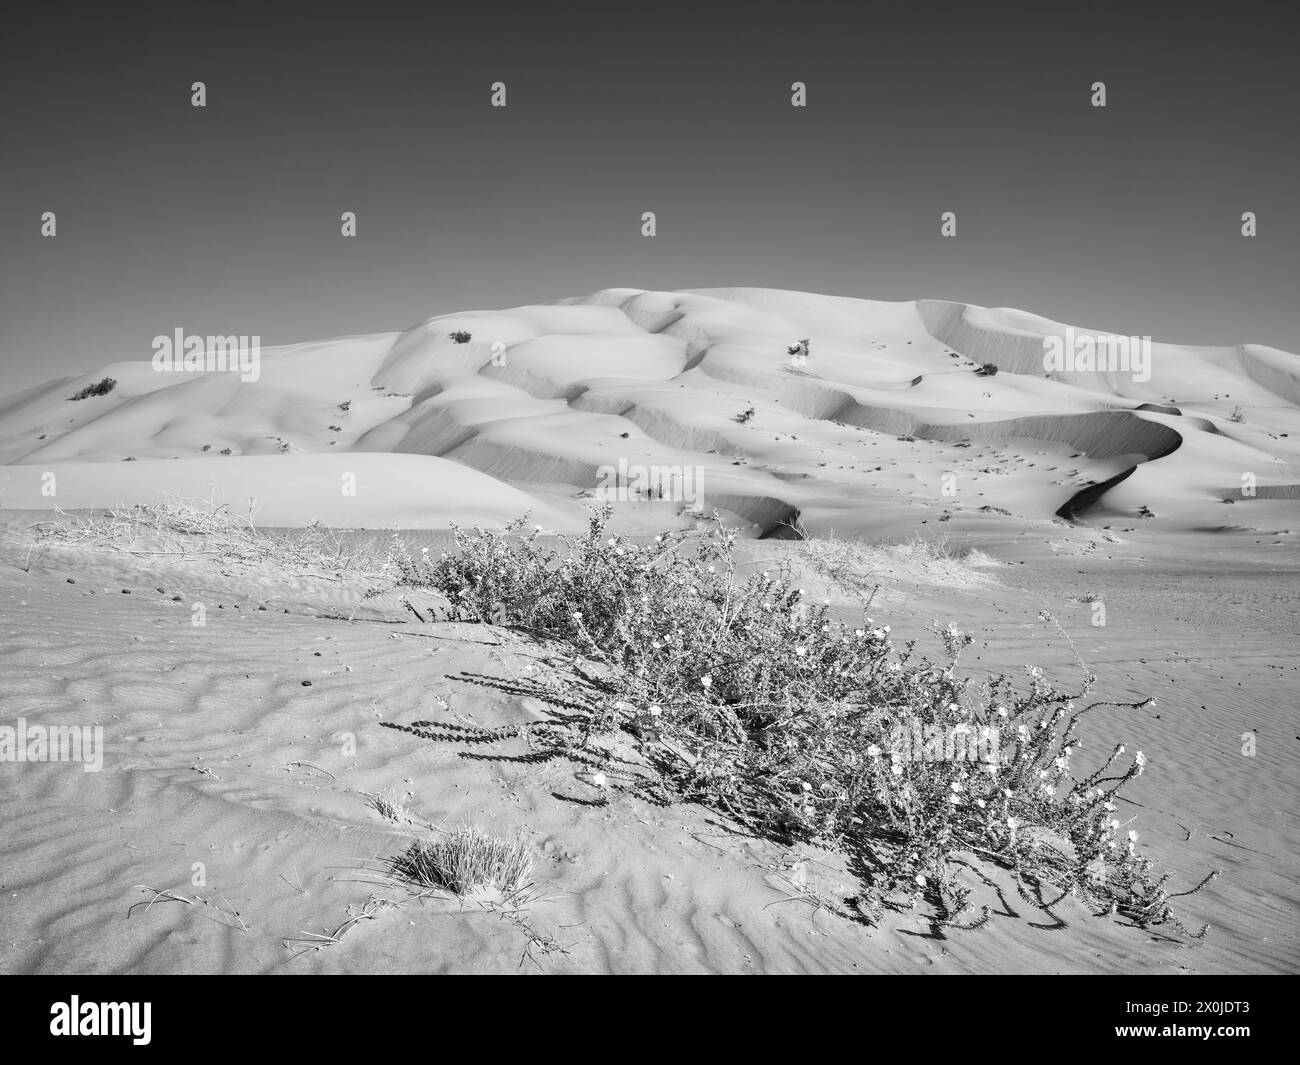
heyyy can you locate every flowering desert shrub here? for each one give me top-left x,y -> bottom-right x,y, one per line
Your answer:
394,511 -> 1215,937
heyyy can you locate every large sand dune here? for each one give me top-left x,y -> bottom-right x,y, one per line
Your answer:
1,289 -> 1297,975
3,288 -> 1297,541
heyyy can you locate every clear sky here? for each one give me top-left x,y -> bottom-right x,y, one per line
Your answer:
1,0 -> 1296,397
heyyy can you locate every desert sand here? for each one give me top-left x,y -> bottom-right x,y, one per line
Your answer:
0,288 -> 1296,973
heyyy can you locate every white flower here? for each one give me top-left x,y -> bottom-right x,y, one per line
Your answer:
1135,750 -> 1147,772
975,798 -> 986,808
1007,817 -> 1020,830
592,772 -> 607,788
700,675 -> 713,689
1127,829 -> 1138,842
571,610 -> 582,619
915,874 -> 926,886
950,781 -> 962,792
795,647 -> 807,657
802,781 -> 813,791
891,763 -> 903,777
866,744 -> 881,758
949,794 -> 961,804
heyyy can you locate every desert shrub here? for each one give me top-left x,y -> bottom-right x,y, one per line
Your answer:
974,363 -> 998,377
449,330 -> 472,344
68,377 -> 117,400
390,825 -> 534,897
1228,406 -> 1245,423
734,406 -> 756,424
394,512 -> 1215,936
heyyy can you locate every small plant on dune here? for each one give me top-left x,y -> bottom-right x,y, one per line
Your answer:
390,825 -> 535,898
974,363 -> 999,377
449,330 -> 472,344
1228,406 -> 1245,423
68,377 -> 117,400
734,406 -> 756,425
362,788 -> 411,824
393,511 -> 1217,938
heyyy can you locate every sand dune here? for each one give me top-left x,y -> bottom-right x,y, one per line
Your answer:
1,287 -> 1298,975
3,288 -> 1295,540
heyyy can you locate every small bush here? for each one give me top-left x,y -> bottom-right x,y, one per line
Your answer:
394,512 -> 1216,937
390,825 -> 534,897
69,377 -> 117,400
734,406 -> 756,425
1228,406 -> 1245,423
449,330 -> 472,344
974,363 -> 999,377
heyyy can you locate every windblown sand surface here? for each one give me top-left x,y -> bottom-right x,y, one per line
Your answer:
0,516 -> 1295,975
0,287 -> 1296,973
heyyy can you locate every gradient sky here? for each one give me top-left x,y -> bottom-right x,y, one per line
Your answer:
1,0 -> 1296,397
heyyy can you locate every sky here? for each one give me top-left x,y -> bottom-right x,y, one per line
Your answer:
1,0 -> 1296,397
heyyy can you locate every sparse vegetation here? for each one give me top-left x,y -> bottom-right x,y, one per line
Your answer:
974,363 -> 999,377
392,511 -> 1217,938
362,788 -> 411,824
68,377 -> 117,400
33,495 -> 397,583
734,406 -> 756,425
449,330 -> 473,344
390,825 -> 535,898
1229,406 -> 1246,423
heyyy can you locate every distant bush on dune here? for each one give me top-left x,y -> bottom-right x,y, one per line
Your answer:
394,510 -> 1217,938
974,363 -> 999,377
68,377 -> 117,400
449,330 -> 472,344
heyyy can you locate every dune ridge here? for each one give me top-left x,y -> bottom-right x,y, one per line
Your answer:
1,288 -> 1296,539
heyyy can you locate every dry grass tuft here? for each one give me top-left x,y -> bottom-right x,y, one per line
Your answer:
389,825 -> 535,899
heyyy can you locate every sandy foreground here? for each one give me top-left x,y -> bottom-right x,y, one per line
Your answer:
0,514 -> 1294,975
